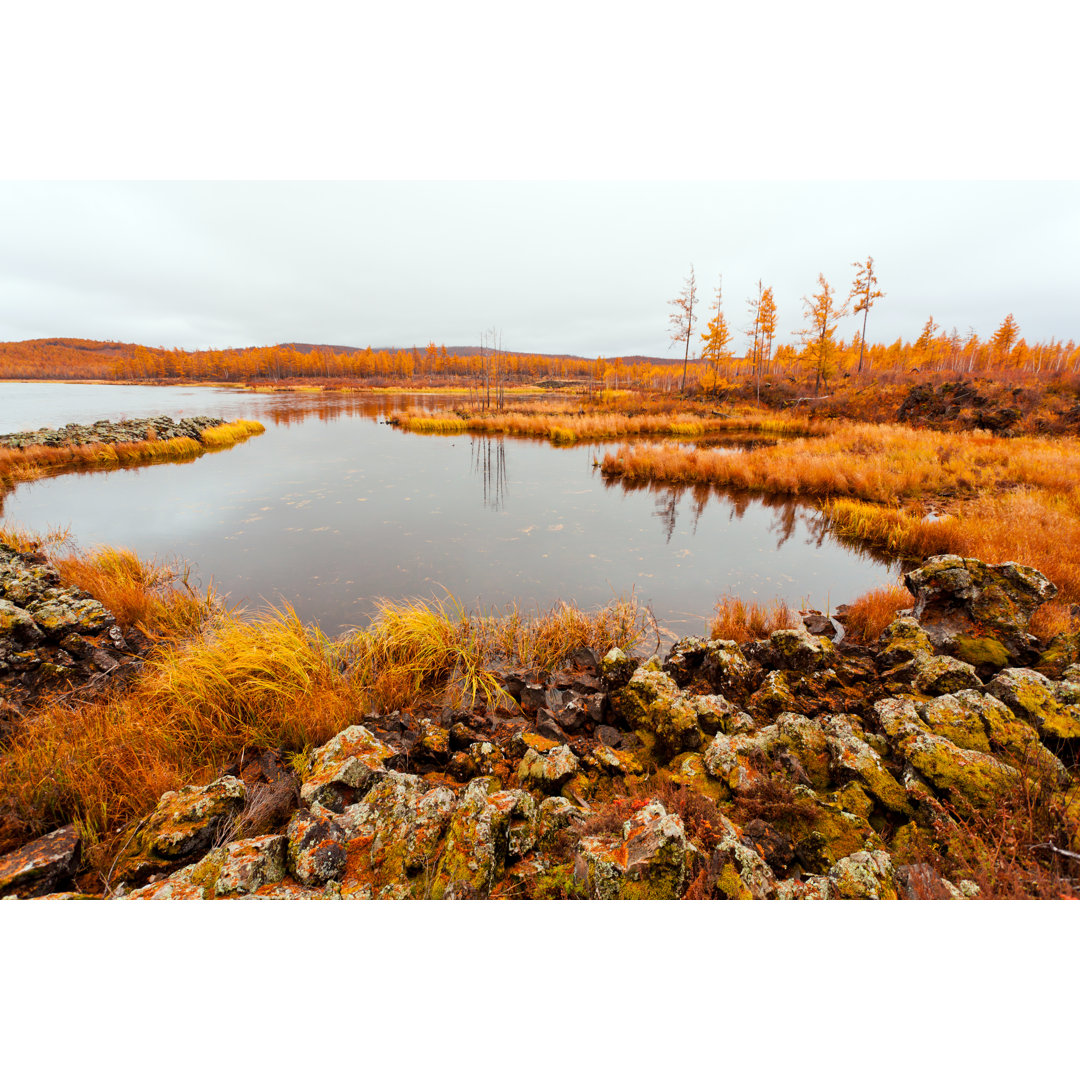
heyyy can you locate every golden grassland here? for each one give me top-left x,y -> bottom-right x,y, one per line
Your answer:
600,422 -> 1080,608
0,419 -> 265,494
391,401 -> 825,443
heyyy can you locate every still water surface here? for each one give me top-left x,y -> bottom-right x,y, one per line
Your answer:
0,383 -> 897,638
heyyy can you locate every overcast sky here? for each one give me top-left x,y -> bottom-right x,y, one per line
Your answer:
3,180 -> 1078,357
3,3 -> 1078,358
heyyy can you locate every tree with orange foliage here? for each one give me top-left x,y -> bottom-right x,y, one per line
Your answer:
914,316 -> 940,369
849,256 -> 885,374
668,264 -> 699,393
745,281 -> 777,402
799,273 -> 849,394
700,278 -> 733,391
990,314 -> 1020,364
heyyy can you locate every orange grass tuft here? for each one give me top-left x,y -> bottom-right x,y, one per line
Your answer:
709,595 -> 797,643
841,584 -> 916,644
52,545 -> 214,641
392,404 -> 822,444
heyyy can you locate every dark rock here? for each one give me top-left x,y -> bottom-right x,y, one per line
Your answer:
449,721 -> 484,750
584,693 -> 607,725
595,725 -> 623,748
519,683 -> 551,713
555,696 -> 588,733
534,710 -> 567,742
500,673 -> 527,701
742,818 -> 796,874
894,862 -> 957,900
802,614 -> 837,639
0,825 -> 82,897
447,751 -> 476,782
570,673 -> 603,695
569,646 -> 601,672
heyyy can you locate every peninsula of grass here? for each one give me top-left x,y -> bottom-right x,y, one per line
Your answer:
0,418 -> 265,497
391,401 -> 824,443
599,423 -> 1080,611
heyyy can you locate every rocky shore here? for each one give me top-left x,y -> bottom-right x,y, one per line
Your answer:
2,553 -> 1079,900
0,415 -> 228,449
0,540 -> 150,728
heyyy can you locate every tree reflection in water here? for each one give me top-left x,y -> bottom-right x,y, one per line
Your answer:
472,436 -> 508,512
604,471 -> 871,556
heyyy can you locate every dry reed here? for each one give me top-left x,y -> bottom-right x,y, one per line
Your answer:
840,584 -> 916,644
392,405 -> 821,444
709,596 -> 797,643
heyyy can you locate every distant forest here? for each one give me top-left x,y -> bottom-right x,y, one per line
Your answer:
1,319 -> 1077,392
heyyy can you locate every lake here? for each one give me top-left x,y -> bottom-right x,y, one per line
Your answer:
0,382 -> 898,638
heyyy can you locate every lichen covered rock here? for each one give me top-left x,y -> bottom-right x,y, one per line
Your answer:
767,625 -> 836,673
301,725 -> 396,810
430,778 -> 536,898
336,771 -> 456,895
910,653 -> 980,696
877,616 -> 933,666
709,816 -> 778,899
896,727 -> 1021,810
904,555 -> 1056,664
114,775 -> 246,882
827,849 -> 898,899
824,714 -> 913,815
573,800 -> 694,900
137,834 -> 288,898
612,664 -> 704,757
986,668 -> 1080,743
517,742 -> 580,793
0,825 -> 81,898
286,805 -> 347,886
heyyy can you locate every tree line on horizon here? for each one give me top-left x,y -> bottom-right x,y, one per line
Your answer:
1,269 -> 1078,393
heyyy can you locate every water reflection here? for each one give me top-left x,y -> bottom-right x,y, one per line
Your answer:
606,471 -> 840,553
0,384 -> 899,637
472,437 -> 509,512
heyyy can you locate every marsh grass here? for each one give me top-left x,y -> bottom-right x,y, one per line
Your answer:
392,404 -> 822,444
840,584 -> 916,644
53,545 -> 213,640
0,606 -> 358,853
342,593 -> 643,712
710,596 -> 797,643
0,571 -> 642,862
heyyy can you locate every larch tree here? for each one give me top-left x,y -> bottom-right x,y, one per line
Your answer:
745,281 -> 777,403
700,278 -> 733,391
759,285 -> 777,398
799,273 -> 849,394
990,314 -> 1020,364
669,264 -> 699,393
915,316 -> 940,369
745,280 -> 764,395
849,256 -> 885,374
